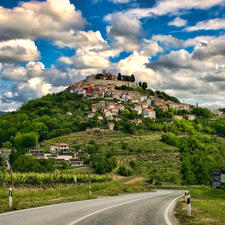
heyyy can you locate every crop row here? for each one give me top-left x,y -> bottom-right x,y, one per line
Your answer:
0,172 -> 111,185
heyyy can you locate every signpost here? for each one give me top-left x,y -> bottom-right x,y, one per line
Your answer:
88,173 -> 91,196
9,187 -> 12,208
187,193 -> 191,217
74,175 -> 77,192
89,185 -> 92,196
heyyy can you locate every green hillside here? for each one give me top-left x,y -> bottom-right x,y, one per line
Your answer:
41,129 -> 181,184
1,89 -> 225,186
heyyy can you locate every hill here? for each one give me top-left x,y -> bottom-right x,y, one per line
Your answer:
1,75 -> 225,185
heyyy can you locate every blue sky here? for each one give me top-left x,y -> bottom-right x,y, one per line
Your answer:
0,0 -> 225,111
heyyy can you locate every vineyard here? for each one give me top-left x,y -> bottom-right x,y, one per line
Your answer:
0,172 -> 111,186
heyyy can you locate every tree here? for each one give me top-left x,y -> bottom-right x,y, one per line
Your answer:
14,132 -> 38,149
118,166 -> 133,176
0,155 -> 4,167
2,141 -> 12,149
192,107 -> 211,119
118,73 -> 122,81
142,82 -> 148,90
130,74 -> 135,82
12,155 -> 55,172
138,82 -> 142,88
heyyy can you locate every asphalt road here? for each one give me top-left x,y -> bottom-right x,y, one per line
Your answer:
0,189 -> 183,225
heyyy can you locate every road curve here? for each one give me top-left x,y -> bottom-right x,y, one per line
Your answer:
0,189 -> 183,225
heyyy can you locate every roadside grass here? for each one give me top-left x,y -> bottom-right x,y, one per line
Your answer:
0,181 -> 151,213
175,186 -> 225,225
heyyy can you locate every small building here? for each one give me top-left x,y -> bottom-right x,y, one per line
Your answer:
98,115 -> 104,120
139,95 -> 147,102
133,105 -> 142,115
147,99 -> 152,106
49,143 -> 70,154
108,122 -> 115,131
69,159 -> 83,166
167,101 -> 180,110
187,114 -> 195,121
0,148 -> 12,159
159,104 -> 168,111
104,109 -> 112,118
179,103 -> 190,111
111,108 -> 119,116
88,113 -> 96,118
143,108 -> 156,119
91,104 -> 97,113
173,115 -> 183,120
29,149 -> 44,155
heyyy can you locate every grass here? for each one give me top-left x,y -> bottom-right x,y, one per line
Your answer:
0,181 -> 151,213
175,186 -> 225,225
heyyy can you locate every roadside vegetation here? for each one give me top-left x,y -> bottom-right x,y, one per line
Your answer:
0,181 -> 151,213
175,186 -> 225,225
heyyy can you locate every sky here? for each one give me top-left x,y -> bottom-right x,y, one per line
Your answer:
0,0 -> 225,111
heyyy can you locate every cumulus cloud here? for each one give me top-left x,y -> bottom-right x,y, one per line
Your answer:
152,34 -> 217,50
118,51 -> 159,83
0,0 -> 86,46
168,17 -> 187,27
0,39 -> 40,62
145,35 -> 225,102
152,34 -> 183,49
0,61 -> 99,110
186,18 -> 225,31
106,13 -> 142,52
199,101 -> 225,110
106,0 -> 225,19
58,30 -> 121,68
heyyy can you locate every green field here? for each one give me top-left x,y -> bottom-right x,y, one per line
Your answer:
175,186 -> 225,225
41,129 -> 181,184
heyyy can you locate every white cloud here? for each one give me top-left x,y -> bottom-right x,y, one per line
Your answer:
199,101 -> 225,110
152,34 -> 183,48
186,18 -> 225,31
106,0 -> 225,20
168,17 -> 187,27
54,30 -> 107,48
106,13 -> 141,52
145,35 -> 225,102
117,51 -> 160,83
0,0 -> 86,46
58,30 -> 121,68
0,39 -> 40,62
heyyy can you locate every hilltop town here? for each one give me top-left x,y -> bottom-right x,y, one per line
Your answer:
66,71 -> 193,121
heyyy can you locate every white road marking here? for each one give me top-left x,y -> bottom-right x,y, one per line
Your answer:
164,194 -> 184,225
68,191 -> 173,225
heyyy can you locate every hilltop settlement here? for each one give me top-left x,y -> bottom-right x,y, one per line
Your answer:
66,71 -> 192,121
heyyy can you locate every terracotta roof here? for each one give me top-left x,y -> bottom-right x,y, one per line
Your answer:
56,143 -> 69,147
0,148 -> 12,153
144,108 -> 155,112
